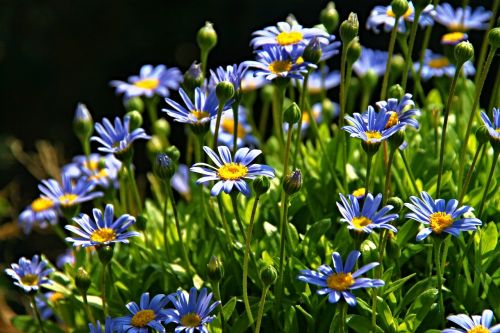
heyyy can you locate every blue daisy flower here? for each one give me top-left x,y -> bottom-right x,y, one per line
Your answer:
353,47 -> 388,78
240,70 -> 268,92
297,250 -> 384,307
435,4 -> 492,31
480,108 -> 500,141
414,50 -> 475,81
441,31 -> 469,45
404,191 -> 482,241
211,106 -> 259,149
89,317 -> 114,333
209,63 -> 248,93
36,292 -> 65,320
18,196 -> 58,234
352,187 -> 367,200
171,164 -> 191,200
38,173 -> 103,209
443,309 -> 500,333
5,255 -> 53,293
65,204 -> 139,247
250,21 -> 330,51
337,193 -> 399,233
63,154 -> 121,189
163,287 -> 221,333
367,2 -> 435,34
56,249 -> 75,269
91,115 -> 151,155
114,292 -> 169,333
302,67 -> 340,94
110,64 -> 183,99
342,106 -> 406,144
190,146 -> 275,197
244,45 -> 313,81
376,93 -> 421,130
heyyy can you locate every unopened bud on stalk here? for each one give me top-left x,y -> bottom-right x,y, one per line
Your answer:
126,111 -> 143,131
260,265 -> 278,286
303,37 -> 322,64
73,103 -> 93,141
125,97 -> 144,113
216,81 -> 235,103
154,153 -> 176,181
260,85 -> 275,103
391,0 -> 409,18
346,40 -> 362,64
207,256 -> 224,282
454,41 -> 474,65
387,196 -> 404,213
283,102 -> 301,124
388,84 -> 405,100
253,176 -> 271,195
183,62 -> 205,93
320,2 -> 340,33
197,22 -> 217,53
165,146 -> 181,162
362,70 -> 378,90
488,27 -> 500,48
153,118 -> 170,137
283,169 -> 302,195
75,267 -> 91,294
340,13 -> 359,45
390,54 -> 405,77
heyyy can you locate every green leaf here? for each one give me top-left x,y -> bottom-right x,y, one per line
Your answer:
284,305 -> 299,333
384,273 -> 416,296
395,277 -> 435,316
377,297 -> 397,333
481,222 -> 498,256
12,315 -> 65,333
222,297 -> 237,319
402,288 -> 438,332
347,314 -> 384,333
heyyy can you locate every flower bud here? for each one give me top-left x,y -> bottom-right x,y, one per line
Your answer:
260,85 -> 275,103
476,126 -> 490,145
388,84 -> 405,100
125,97 -> 144,113
320,2 -> 340,34
303,37 -> 322,65
286,14 -> 298,26
260,265 -> 278,286
488,27 -> 500,49
283,102 -> 301,124
153,119 -> 170,137
454,41 -> 474,65
197,22 -> 217,53
387,196 -> 404,213
154,153 -> 176,181
147,135 -> 164,158
207,256 -> 224,282
126,111 -> 143,131
360,239 -> 378,263
391,0 -> 409,18
283,169 -> 302,195
346,40 -> 362,64
165,146 -> 181,162
75,267 -> 91,294
340,13 -> 359,44
183,62 -> 205,93
73,103 -> 93,141
215,81 -> 235,103
97,245 -> 114,266
361,69 -> 379,90
390,54 -> 405,77
135,215 -> 147,231
253,176 -> 271,195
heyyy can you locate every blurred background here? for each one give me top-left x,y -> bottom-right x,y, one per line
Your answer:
0,0 -> 496,328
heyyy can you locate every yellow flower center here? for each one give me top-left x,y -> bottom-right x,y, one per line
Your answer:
352,216 -> 373,229
365,131 -> 382,142
301,111 -> 311,124
352,187 -> 366,198
58,194 -> 79,207
448,22 -> 467,32
133,78 -> 160,90
268,60 -> 292,75
84,160 -> 100,171
191,110 -> 210,122
221,118 -> 246,138
326,273 -> 354,291
387,7 -> 413,18
385,112 -> 399,129
90,228 -> 116,243
49,292 -> 65,303
89,169 -> 108,181
218,163 -> 248,180
31,197 -> 54,212
276,31 -> 303,46
180,313 -> 202,328
296,56 -> 304,65
429,212 -> 453,234
130,309 -> 155,327
441,32 -> 466,44
21,274 -> 39,286
428,57 -> 450,69
468,326 -> 490,333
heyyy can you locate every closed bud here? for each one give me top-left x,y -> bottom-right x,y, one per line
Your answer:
286,14 -> 298,26
73,103 -> 93,141
283,102 -> 301,124
322,98 -> 335,118
320,2 -> 340,33
253,176 -> 271,195
216,81 -> 235,102
387,196 -> 404,213
389,130 -> 405,150
207,256 -> 224,282
360,239 -> 378,263
488,27 -> 500,48
346,40 -> 362,64
126,111 -> 143,131
361,69 -> 379,90
147,135 -> 164,158
283,169 -> 302,195
97,245 -> 114,266
136,215 -> 147,231
390,54 -> 405,77
183,62 -> 205,93
75,267 -> 91,294
125,97 -> 144,113
197,22 -> 217,53
260,85 -> 275,103
340,13 -> 359,44
388,84 -> 405,100
165,146 -> 181,162
153,119 -> 170,137
260,265 -> 278,286
303,37 -> 322,65
454,41 -> 474,65
391,0 -> 409,18
476,126 -> 490,145
154,153 -> 176,180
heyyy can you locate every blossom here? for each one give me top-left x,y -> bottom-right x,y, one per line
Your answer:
435,4 -> 492,31
18,197 -> 58,234
89,317 -> 114,333
404,191 -> 482,241
297,251 -> 384,306
114,292 -> 169,333
304,68 -> 340,94
5,255 -> 53,293
353,48 -> 388,78
376,93 -> 420,130
209,63 -> 248,92
414,50 -> 475,81
240,70 -> 268,92
190,146 -> 275,197
480,108 -> 500,141
367,2 -> 435,34
443,309 -> 500,333
63,154 -> 121,189
171,164 -> 191,200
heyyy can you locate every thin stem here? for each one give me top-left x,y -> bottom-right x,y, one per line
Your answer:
477,150 -> 500,218
232,102 -> 239,156
201,50 -> 209,79
384,148 -> 397,201
213,100 -> 226,150
292,71 -> 310,169
474,0 -> 499,83
339,46 -> 348,128
145,97 -> 158,125
339,301 -> 348,333
275,193 -> 289,318
434,238 -> 444,326
436,65 -> 462,197
30,295 -> 46,333
162,181 -> 171,261
272,84 -> 286,146
101,263 -> 107,317
371,229 -> 388,332
258,100 -> 271,138
458,143 -> 484,204
82,292 -> 96,325
167,184 -> 192,272
213,281 -> 225,331
380,16 -> 400,100
255,285 -> 270,333
125,164 -> 143,215
488,65 -> 500,112
401,9 -> 422,91
365,152 -> 375,193
399,150 -> 419,193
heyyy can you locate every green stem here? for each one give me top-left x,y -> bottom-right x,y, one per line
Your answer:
213,100 -> 226,150
360,81 -> 373,113
258,100 -> 271,138
434,238 -> 444,326
339,301 -> 348,333
30,295 -> 46,333
380,17 -> 400,101
145,97 -> 158,125
399,150 -> 419,193
371,229 -> 388,332
436,64 -> 462,197
339,46 -> 348,128
167,184 -> 192,272
201,50 -> 209,79
255,286 -> 270,333
101,263 -> 108,317
458,143 -> 484,204
401,9 -> 422,91
365,152 -> 375,193
384,148 -> 397,201
162,181 -> 171,261
292,71 -> 310,169
477,150 -> 499,218
82,292 -> 95,324
474,0 -> 499,83
232,102 -> 239,156
275,193 -> 289,318
488,65 -> 500,112
125,163 -> 143,215
213,281 -> 225,331
272,84 -> 286,146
